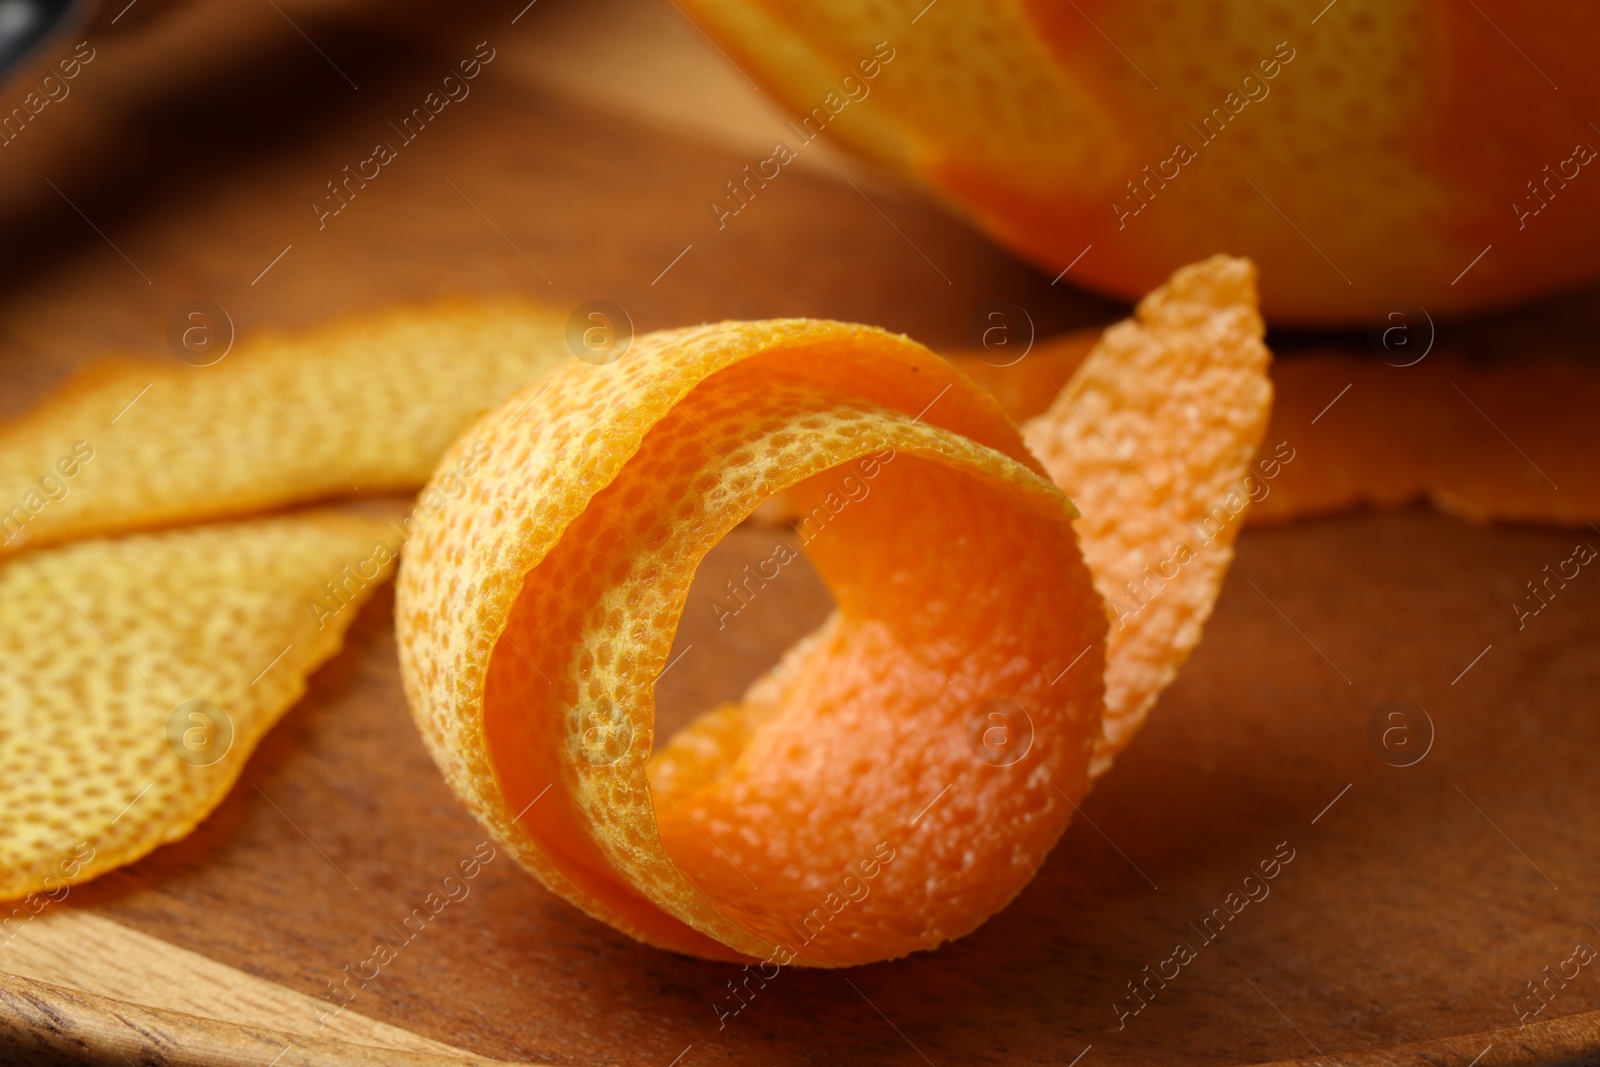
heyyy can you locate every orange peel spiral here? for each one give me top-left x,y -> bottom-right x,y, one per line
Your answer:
396,319 -> 1108,966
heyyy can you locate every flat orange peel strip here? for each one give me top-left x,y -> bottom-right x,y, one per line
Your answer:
0,512 -> 395,902
1252,348 -> 1600,527
397,319 -> 1108,966
0,300 -> 569,557
1022,255 -> 1274,774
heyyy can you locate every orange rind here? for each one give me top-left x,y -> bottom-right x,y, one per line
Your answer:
1254,350 -> 1599,528
678,0 -> 1600,324
397,318 -> 1108,965
951,342 -> 1599,532
397,256 -> 1274,964
1022,255 -> 1274,772
950,329 -> 1099,424
0,300 -> 569,557
0,512 -> 395,903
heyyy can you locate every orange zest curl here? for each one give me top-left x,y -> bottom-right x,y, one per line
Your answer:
398,256 -> 1274,965
397,319 -> 1107,965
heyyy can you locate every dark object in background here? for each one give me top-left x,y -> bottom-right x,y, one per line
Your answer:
0,0 -> 84,89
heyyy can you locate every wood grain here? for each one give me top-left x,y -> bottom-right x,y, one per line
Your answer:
1251,1007 -> 1600,1067
0,910 -> 476,1058
1,0 -> 1598,1064
0,972 -> 517,1066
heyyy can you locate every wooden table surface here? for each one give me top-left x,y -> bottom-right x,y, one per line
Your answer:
1,1 -> 1598,1064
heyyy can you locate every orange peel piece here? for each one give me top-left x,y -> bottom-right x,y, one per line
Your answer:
397,319 -> 1107,966
1022,256 -> 1273,773
953,339 -> 1599,532
0,512 -> 395,902
949,329 -> 1099,424
1255,349 -> 1600,527
0,300 -> 568,557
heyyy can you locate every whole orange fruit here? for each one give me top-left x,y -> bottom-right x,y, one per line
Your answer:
682,0 -> 1600,325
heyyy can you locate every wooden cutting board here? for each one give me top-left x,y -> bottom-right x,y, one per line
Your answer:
2,1 -> 1598,1064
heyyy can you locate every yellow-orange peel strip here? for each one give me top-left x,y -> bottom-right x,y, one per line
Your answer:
1022,256 -> 1274,773
0,512 -> 395,902
397,319 -> 1109,965
0,300 -> 569,557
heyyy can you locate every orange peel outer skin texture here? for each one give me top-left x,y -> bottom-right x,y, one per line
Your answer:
0,300 -> 568,558
1022,256 -> 1274,774
677,0 -> 1600,325
396,320 -> 1107,966
0,512 -> 395,901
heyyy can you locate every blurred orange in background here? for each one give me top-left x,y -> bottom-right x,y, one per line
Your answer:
679,0 -> 1600,325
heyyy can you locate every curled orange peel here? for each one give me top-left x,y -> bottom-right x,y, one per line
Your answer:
397,318 -> 1108,966
397,257 -> 1272,965
767,256 -> 1273,776
1022,256 -> 1273,772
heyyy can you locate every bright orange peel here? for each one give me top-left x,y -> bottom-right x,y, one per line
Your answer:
952,340 -> 1598,532
397,319 -> 1108,965
1022,255 -> 1274,772
1253,349 -> 1598,527
950,329 -> 1099,424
